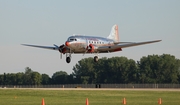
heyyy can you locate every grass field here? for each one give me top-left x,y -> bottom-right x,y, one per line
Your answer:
0,89 -> 180,105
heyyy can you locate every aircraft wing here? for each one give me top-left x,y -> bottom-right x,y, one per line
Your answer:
117,40 -> 161,48
21,44 -> 59,50
97,40 -> 161,52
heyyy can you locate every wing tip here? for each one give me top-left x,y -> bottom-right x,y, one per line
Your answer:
21,44 -> 33,47
21,44 -> 28,46
156,40 -> 162,42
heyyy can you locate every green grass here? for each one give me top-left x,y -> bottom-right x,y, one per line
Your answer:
0,89 -> 180,105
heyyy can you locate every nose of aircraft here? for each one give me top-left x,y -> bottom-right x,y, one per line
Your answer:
65,41 -> 70,46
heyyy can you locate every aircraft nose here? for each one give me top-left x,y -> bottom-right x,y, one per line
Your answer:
65,41 -> 70,46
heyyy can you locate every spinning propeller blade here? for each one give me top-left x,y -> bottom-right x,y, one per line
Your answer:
54,44 -> 63,59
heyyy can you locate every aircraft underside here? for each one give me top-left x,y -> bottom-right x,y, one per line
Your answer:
65,54 -> 99,63
63,47 -> 122,63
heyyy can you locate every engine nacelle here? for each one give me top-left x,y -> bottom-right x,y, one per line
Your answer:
59,44 -> 66,54
87,44 -> 98,53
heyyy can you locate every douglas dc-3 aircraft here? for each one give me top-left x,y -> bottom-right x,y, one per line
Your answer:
22,25 -> 161,63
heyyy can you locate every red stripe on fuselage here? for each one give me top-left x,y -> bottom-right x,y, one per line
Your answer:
114,48 -> 122,52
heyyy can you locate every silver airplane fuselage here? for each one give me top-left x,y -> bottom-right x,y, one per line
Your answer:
65,35 -> 121,54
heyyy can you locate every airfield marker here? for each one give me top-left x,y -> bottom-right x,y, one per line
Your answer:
158,98 -> 162,104
86,98 -> 89,105
122,98 -> 126,104
42,98 -> 45,105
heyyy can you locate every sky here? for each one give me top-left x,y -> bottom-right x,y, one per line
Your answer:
0,0 -> 180,76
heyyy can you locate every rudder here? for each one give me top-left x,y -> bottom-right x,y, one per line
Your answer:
107,24 -> 119,42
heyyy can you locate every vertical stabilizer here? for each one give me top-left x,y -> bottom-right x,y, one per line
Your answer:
107,24 -> 119,42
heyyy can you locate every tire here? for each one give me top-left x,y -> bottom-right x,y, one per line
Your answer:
94,56 -> 98,62
66,57 -> 71,63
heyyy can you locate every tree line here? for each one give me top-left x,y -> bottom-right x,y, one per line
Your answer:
0,54 -> 180,85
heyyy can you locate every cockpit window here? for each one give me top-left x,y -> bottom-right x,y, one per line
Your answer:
70,39 -> 74,41
69,38 -> 77,41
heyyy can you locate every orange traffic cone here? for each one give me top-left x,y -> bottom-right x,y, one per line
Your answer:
122,98 -> 126,105
86,98 -> 89,105
158,98 -> 162,104
42,98 -> 45,105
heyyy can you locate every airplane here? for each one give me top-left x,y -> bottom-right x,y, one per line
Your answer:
22,24 -> 161,63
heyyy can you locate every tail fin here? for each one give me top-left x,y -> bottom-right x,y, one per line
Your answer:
107,24 -> 119,42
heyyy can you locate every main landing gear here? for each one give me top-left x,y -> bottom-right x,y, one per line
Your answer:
66,53 -> 71,63
65,50 -> 99,63
94,56 -> 98,62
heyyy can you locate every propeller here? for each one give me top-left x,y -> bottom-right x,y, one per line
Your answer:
83,44 -> 93,56
53,44 -> 65,59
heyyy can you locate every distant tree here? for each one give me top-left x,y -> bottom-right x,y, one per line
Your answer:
41,74 -> 50,85
73,57 -> 96,84
0,74 -> 4,85
3,73 -> 6,85
23,67 -> 42,85
178,66 -> 180,83
23,67 -> 33,85
31,72 -> 42,85
1,54 -> 180,85
16,72 -> 24,85
52,71 -> 68,84
139,54 -> 180,83
25,67 -> 33,75
97,57 -> 137,83
5,73 -> 16,85
73,57 -> 137,84
66,74 -> 75,84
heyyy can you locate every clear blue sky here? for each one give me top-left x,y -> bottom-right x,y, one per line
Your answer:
0,0 -> 180,76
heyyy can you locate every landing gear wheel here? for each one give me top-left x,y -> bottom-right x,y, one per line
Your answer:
94,56 -> 98,62
66,57 -> 71,63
